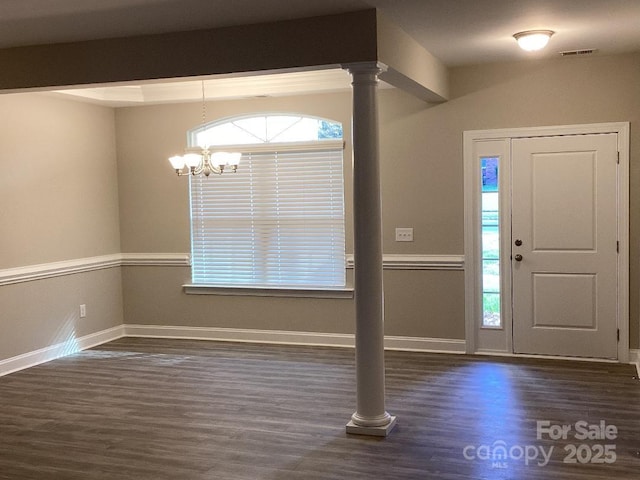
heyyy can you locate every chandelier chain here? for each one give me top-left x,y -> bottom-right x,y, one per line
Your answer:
167,78 -> 240,176
201,80 -> 207,126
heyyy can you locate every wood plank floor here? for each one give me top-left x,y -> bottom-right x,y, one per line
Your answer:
0,338 -> 639,479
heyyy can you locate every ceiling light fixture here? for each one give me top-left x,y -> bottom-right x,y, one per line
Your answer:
168,81 -> 240,177
513,30 -> 554,52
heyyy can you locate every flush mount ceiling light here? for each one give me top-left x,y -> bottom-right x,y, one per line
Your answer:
513,30 -> 555,51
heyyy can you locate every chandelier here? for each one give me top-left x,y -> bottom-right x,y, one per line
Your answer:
168,81 -> 241,177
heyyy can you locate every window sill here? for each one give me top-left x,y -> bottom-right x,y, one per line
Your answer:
183,284 -> 354,299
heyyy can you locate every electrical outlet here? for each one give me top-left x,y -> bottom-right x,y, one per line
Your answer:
80,304 -> 86,318
395,227 -> 414,242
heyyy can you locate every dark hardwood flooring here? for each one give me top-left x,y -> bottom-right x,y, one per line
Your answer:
0,337 -> 638,479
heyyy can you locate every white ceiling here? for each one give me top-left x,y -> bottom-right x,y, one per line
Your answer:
8,0 -> 640,105
374,0 -> 640,66
3,0 -> 639,66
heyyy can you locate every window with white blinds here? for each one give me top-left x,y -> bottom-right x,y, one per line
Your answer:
189,115 -> 346,289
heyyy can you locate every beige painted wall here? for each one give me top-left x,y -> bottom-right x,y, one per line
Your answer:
447,52 -> 640,348
0,93 -> 121,268
376,11 -> 449,102
115,93 -> 354,254
114,88 -> 466,259
116,90 -> 466,339
0,93 -> 123,361
120,267 -> 464,339
117,51 -> 639,349
0,269 -> 124,360
378,52 -> 639,347
3,50 -> 637,361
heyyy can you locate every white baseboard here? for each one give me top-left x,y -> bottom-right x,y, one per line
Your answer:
76,325 -> 125,350
2,322 -> 633,378
124,324 -> 355,347
0,325 -> 125,377
123,324 -> 467,353
0,323 -> 464,377
1,321 -> 634,379
631,349 -> 640,376
384,335 -> 466,353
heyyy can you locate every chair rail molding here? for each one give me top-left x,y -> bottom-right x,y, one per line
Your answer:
0,253 -> 462,287
346,254 -> 464,270
119,253 -> 190,267
0,253 -> 190,286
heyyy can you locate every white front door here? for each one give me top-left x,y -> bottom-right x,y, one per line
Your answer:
511,133 -> 619,359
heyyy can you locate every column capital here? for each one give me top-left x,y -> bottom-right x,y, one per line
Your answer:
342,61 -> 388,77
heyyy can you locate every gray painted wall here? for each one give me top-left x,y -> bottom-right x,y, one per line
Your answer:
0,94 -> 123,361
1,50 -> 638,364
116,52 -> 639,348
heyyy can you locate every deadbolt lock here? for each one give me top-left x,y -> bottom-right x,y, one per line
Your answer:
514,239 -> 523,246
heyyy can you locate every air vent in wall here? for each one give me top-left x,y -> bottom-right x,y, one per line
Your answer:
560,49 -> 597,57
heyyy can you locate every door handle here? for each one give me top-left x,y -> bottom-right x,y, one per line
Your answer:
514,254 -> 523,262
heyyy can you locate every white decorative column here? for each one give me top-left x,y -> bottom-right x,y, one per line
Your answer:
345,62 -> 397,436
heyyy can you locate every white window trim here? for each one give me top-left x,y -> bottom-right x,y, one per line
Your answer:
183,284 -> 353,299
188,116 -> 347,292
186,140 -> 344,154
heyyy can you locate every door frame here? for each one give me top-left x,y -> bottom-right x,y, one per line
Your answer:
463,122 -> 630,362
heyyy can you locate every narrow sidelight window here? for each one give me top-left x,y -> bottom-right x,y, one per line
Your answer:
481,157 -> 501,327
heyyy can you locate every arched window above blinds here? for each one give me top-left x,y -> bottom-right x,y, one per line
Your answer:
190,114 -> 343,147
188,114 -> 346,289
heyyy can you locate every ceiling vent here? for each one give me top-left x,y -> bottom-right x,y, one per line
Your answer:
560,49 -> 597,57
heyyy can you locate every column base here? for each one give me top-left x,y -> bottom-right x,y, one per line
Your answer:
345,416 -> 397,437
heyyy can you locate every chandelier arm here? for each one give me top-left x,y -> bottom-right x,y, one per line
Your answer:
192,163 -> 206,176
